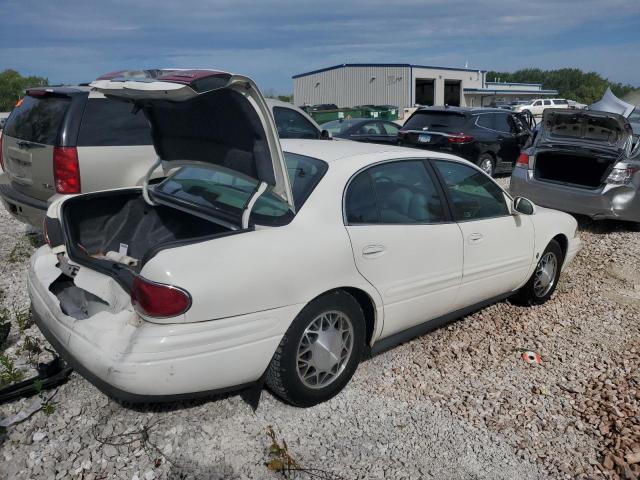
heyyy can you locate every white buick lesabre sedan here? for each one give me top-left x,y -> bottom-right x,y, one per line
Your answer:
29,70 -> 581,407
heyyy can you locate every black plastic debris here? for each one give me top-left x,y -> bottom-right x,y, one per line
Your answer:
0,356 -> 73,404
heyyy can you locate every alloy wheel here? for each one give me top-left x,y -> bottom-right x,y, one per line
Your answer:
480,158 -> 493,175
296,311 -> 354,389
533,252 -> 558,297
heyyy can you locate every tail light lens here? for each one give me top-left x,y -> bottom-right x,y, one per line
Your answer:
606,166 -> 638,185
53,147 -> 80,193
516,152 -> 529,168
447,134 -> 474,144
0,134 -> 4,171
131,276 -> 191,318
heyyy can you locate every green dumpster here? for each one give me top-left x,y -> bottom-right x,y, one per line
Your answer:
355,105 -> 399,121
308,108 -> 366,124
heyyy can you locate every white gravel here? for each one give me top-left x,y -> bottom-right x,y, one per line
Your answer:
1,175 -> 639,479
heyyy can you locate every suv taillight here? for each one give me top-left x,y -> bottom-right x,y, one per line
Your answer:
131,276 -> 191,318
516,152 -> 529,168
447,134 -> 474,144
53,147 -> 80,194
606,166 -> 638,185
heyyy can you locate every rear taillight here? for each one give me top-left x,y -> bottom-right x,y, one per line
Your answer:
53,147 -> 80,194
131,276 -> 191,318
447,134 -> 474,144
516,152 -> 529,168
0,134 -> 4,171
606,166 -> 638,186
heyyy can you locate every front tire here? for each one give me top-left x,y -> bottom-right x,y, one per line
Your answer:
512,240 -> 563,306
266,291 -> 365,407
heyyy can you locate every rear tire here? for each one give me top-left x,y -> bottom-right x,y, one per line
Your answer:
477,153 -> 495,177
512,240 -> 563,306
266,291 -> 365,407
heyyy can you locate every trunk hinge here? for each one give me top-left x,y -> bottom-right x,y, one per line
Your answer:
142,158 -> 162,206
241,181 -> 268,229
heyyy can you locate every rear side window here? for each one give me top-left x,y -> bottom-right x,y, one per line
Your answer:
553,99 -> 568,105
403,112 -> 467,131
4,95 -> 71,144
345,160 -> 446,224
493,113 -> 512,133
273,106 -> 319,139
77,98 -> 152,146
476,114 -> 493,129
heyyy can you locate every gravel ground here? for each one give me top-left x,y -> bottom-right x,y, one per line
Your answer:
0,175 -> 639,479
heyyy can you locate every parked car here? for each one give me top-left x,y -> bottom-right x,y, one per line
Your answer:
511,108 -> 640,226
321,118 -> 399,144
29,69 -> 580,407
300,103 -> 339,112
398,107 -> 532,176
512,98 -> 570,116
0,82 -> 325,229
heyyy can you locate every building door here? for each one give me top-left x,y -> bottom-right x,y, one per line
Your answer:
415,79 -> 435,106
444,80 -> 461,106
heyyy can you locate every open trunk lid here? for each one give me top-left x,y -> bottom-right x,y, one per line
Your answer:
539,109 -> 631,151
90,69 -> 294,213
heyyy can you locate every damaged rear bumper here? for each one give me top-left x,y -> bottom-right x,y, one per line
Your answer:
28,247 -> 298,403
511,166 -> 640,223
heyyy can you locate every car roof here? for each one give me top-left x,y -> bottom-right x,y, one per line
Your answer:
281,138 -> 459,164
415,106 -> 507,114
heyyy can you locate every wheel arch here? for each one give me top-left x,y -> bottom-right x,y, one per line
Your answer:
551,233 -> 568,260
310,286 -> 380,347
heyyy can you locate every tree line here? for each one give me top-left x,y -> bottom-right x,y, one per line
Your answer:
485,68 -> 637,105
0,70 -> 48,111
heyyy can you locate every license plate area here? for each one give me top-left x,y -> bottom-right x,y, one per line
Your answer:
418,133 -> 432,143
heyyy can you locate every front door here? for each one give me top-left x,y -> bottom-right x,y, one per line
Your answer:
494,112 -> 521,167
433,160 -> 535,309
344,159 -> 463,338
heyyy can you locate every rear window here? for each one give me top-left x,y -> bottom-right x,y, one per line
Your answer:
77,98 -> 152,146
545,113 -> 624,143
402,112 -> 467,131
153,152 -> 327,226
4,95 -> 71,144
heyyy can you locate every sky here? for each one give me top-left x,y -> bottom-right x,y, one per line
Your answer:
1,0 -> 639,94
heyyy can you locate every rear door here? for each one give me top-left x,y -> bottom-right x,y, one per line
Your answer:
2,92 -> 76,201
344,159 -> 463,338
433,160 -> 534,308
493,112 -> 521,166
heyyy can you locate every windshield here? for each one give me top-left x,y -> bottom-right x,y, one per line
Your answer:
154,152 -> 327,226
402,111 -> 467,131
321,119 -> 361,135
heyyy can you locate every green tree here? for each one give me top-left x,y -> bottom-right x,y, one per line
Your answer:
485,68 -> 636,105
0,70 -> 48,111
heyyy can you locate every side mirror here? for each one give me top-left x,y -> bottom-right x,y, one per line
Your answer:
321,129 -> 332,140
512,196 -> 536,215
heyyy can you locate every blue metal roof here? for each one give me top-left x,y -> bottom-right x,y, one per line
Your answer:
464,88 -> 558,95
292,63 -> 487,79
485,81 -> 543,87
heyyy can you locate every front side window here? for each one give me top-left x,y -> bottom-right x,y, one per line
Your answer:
345,160 -> 446,224
273,107 -> 319,139
534,101 -> 542,106
434,160 -> 509,221
155,152 -> 327,226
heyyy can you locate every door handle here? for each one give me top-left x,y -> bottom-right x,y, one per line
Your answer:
362,245 -> 386,258
468,233 -> 484,244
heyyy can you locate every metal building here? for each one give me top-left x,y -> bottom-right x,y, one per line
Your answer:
293,63 -> 557,109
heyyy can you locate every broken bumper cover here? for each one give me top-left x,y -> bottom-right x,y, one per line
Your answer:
511,167 -> 640,223
28,248 -> 299,403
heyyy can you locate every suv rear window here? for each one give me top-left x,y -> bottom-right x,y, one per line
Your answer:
4,95 -> 71,144
403,112 -> 467,131
77,98 -> 152,146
